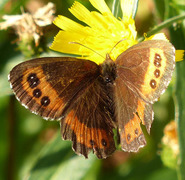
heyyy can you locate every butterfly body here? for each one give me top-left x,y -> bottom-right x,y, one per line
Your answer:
9,40 -> 175,158
100,55 -> 117,84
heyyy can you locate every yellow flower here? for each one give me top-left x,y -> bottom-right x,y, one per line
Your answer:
50,0 -> 183,64
50,0 -> 138,64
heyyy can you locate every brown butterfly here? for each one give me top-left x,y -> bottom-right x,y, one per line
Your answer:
8,40 -> 175,159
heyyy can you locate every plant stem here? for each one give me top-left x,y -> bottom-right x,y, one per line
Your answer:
175,56 -> 185,180
138,14 -> 185,41
170,24 -> 185,180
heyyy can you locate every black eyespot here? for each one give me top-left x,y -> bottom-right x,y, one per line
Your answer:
135,128 -> 139,135
155,53 -> 162,61
101,139 -> 107,146
127,134 -> 131,141
154,69 -> 160,78
154,60 -> 161,67
41,96 -> 50,106
33,88 -> 42,98
27,73 -> 40,88
150,79 -> 157,89
154,53 -> 162,67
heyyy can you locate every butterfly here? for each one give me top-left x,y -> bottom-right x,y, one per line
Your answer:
8,40 -> 175,159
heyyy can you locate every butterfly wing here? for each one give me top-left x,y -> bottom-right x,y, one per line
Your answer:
61,75 -> 116,158
114,40 -> 175,152
9,57 -> 116,158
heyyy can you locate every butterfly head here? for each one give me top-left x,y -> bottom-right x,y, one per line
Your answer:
100,54 -> 117,84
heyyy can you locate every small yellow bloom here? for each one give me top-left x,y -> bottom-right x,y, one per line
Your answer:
144,33 -> 169,41
50,0 -> 138,64
175,50 -> 184,62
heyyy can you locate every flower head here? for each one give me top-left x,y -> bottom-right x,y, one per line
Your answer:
50,0 -> 138,64
0,3 -> 55,46
161,120 -> 179,169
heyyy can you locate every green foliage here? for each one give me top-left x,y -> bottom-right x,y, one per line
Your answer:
0,0 -> 185,180
154,0 -> 185,179
22,133 -> 99,180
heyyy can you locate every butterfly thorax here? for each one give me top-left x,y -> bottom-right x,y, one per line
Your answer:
100,54 -> 116,85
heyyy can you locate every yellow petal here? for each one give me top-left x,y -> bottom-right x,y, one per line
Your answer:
175,50 -> 184,62
145,33 -> 169,41
89,0 -> 112,14
54,15 -> 88,34
50,31 -> 82,54
69,2 -> 107,29
120,0 -> 136,20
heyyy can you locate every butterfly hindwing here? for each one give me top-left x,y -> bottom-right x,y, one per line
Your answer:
9,57 -> 116,158
114,40 -> 175,152
61,76 -> 116,158
114,79 -> 150,151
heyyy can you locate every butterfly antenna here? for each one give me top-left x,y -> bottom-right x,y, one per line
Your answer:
108,38 -> 127,55
69,41 -> 105,59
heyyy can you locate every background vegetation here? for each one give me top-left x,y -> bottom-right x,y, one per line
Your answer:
0,0 -> 184,179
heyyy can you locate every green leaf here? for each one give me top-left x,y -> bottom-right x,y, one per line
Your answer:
50,155 -> 97,180
25,133 -> 97,180
147,168 -> 177,180
112,0 -> 122,18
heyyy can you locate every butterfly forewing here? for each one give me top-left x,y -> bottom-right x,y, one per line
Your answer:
9,57 -> 116,158
114,40 -> 175,152
9,57 -> 99,119
115,40 -> 175,103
